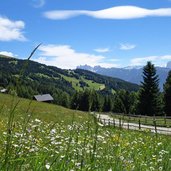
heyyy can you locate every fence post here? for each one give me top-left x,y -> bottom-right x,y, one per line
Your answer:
98,116 -> 100,122
119,118 -> 121,129
164,114 -> 167,126
153,120 -> 157,134
139,119 -> 141,130
113,118 -> 115,128
127,119 -> 129,130
108,119 -> 110,126
103,119 -> 105,126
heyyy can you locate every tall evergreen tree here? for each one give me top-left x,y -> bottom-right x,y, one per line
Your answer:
79,90 -> 92,111
118,90 -> 130,114
91,91 -> 102,112
103,95 -> 112,112
70,92 -> 80,109
163,71 -> 171,115
129,92 -> 138,114
138,62 -> 161,116
113,94 -> 125,113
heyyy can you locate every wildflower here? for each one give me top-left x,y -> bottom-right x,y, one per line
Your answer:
45,163 -> 50,170
159,167 -> 163,171
61,155 -> 65,159
120,156 -> 124,161
149,166 -> 155,171
50,129 -> 56,134
75,163 -> 81,167
13,144 -> 19,147
97,122 -> 103,127
97,135 -> 104,140
157,159 -> 162,162
35,119 -> 41,123
157,142 -> 162,146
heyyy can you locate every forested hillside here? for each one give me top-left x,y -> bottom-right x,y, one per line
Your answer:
0,55 -> 139,110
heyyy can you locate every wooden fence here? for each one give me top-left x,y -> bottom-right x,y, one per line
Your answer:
97,116 -> 171,136
109,113 -> 171,128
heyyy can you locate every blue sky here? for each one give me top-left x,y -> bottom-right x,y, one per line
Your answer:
1,0 -> 171,69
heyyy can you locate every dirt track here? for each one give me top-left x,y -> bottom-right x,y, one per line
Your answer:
96,114 -> 171,135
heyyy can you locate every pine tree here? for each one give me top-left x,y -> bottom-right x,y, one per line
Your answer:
138,62 -> 161,116
103,96 -> 112,112
118,90 -> 130,114
113,93 -> 125,113
129,92 -> 138,114
91,91 -> 102,112
70,92 -> 80,110
163,71 -> 171,115
79,90 -> 92,111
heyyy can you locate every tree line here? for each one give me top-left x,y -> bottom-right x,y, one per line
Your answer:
0,58 -> 171,116
71,61 -> 171,116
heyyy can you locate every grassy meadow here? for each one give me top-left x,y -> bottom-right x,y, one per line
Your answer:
61,74 -> 105,91
0,93 -> 171,171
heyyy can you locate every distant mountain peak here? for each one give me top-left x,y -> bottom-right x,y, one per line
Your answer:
77,64 -> 170,90
78,64 -> 144,70
167,61 -> 171,69
123,66 -> 143,70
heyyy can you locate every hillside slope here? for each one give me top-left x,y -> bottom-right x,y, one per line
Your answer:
0,56 -> 139,95
0,93 -> 89,125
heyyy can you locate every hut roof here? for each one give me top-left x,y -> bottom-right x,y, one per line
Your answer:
0,89 -> 7,93
34,94 -> 54,102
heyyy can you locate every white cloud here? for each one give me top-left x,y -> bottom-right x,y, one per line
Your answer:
130,55 -> 171,66
32,0 -> 45,8
0,51 -> 16,57
160,55 -> 171,60
94,48 -> 110,53
34,44 -> 119,69
44,6 -> 171,20
120,43 -> 136,50
0,16 -> 26,41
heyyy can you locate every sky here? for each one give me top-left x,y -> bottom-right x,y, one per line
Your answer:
1,0 -> 171,69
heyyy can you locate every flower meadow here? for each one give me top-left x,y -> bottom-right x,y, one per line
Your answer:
0,113 -> 171,171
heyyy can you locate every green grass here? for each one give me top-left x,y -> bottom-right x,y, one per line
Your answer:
82,78 -> 105,90
34,73 -> 51,79
61,75 -> 82,91
0,93 -> 171,170
61,74 -> 105,91
0,93 -> 90,127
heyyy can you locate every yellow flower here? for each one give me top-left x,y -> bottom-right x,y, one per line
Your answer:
112,135 -> 120,142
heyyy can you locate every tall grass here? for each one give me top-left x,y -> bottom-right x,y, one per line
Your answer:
0,44 -> 41,170
0,112 -> 171,170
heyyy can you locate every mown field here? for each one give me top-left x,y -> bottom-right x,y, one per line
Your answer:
61,74 -> 105,91
0,93 -> 171,171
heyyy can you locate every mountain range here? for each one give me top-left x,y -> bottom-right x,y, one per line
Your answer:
77,63 -> 171,90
